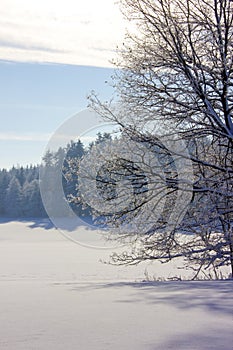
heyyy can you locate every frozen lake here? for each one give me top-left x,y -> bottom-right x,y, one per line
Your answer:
0,219 -> 232,349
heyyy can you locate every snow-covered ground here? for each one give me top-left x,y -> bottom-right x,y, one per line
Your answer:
0,219 -> 232,349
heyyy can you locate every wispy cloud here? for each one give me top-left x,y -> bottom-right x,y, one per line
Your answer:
0,0 -> 128,67
0,132 -> 96,146
0,132 -> 51,142
0,40 -> 64,53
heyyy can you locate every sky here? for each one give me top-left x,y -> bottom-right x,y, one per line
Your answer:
0,0 -> 128,169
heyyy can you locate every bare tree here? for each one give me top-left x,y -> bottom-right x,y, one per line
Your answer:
83,0 -> 233,279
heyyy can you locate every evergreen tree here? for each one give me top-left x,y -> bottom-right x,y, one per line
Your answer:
0,169 -> 10,215
22,180 -> 45,217
5,176 -> 22,217
42,150 -> 55,167
16,166 -> 25,186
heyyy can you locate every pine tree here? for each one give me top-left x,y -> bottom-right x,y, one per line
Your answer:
5,176 -> 22,217
0,169 -> 10,215
22,180 -> 45,217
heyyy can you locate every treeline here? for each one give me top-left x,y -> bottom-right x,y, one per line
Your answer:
0,165 -> 44,217
0,133 -> 111,218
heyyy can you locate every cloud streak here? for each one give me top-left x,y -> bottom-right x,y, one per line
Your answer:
0,132 -> 96,147
0,132 -> 51,142
0,40 -> 64,53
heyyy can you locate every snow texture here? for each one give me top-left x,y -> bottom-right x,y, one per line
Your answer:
0,219 -> 232,350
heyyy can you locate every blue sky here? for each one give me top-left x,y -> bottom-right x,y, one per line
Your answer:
0,62 -> 115,169
0,0 -> 128,169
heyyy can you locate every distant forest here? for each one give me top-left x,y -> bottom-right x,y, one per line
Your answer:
0,133 -> 111,218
